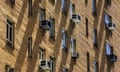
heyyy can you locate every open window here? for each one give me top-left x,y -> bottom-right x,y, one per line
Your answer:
104,13 -> 115,31
105,42 -> 117,62
92,0 -> 96,16
61,0 -> 67,14
61,29 -> 67,51
6,19 -> 14,48
93,29 -> 97,48
28,37 -> 32,58
28,0 -> 32,16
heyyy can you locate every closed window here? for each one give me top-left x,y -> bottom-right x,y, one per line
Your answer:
61,0 -> 67,13
86,18 -> 88,37
28,0 -> 32,16
94,61 -> 98,72
70,3 -> 75,17
39,47 -> 45,61
50,56 -> 55,72
70,38 -> 76,53
49,18 -> 55,39
6,19 -> 14,48
39,8 -> 45,21
28,37 -> 32,58
93,29 -> 97,48
61,29 -> 67,51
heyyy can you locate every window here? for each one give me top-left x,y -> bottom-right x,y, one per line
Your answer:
61,0 -> 67,13
92,0 -> 96,15
5,64 -> 14,72
6,19 -> 14,48
86,18 -> 88,37
87,52 -> 90,72
49,18 -> 55,40
70,37 -> 76,53
50,56 -> 55,72
70,3 -> 75,17
28,37 -> 32,58
93,29 -> 97,48
94,61 -> 98,72
62,67 -> 68,72
85,0 -> 88,5
61,29 -> 67,51
39,47 -> 45,61
28,0 -> 32,16
10,0 -> 15,8
39,8 -> 45,25
49,0 -> 55,5
105,42 -> 112,55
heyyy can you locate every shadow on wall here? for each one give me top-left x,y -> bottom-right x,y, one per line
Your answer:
16,0 -> 28,30
26,29 -> 44,72
14,0 -> 41,72
69,58 -> 76,72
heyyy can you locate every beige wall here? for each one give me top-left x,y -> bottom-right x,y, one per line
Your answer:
0,0 -> 120,72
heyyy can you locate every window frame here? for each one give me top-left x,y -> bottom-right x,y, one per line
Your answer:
6,19 -> 14,48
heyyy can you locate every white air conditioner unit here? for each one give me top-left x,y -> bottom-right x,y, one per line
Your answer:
71,52 -> 79,59
40,60 -> 51,70
40,20 -> 51,30
107,23 -> 115,31
72,14 -> 81,23
104,13 -> 115,31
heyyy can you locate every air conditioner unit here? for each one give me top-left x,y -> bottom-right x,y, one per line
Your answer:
40,60 -> 51,70
104,13 -> 115,31
109,54 -> 117,62
62,67 -> 68,72
72,14 -> 81,23
71,52 -> 79,59
40,20 -> 51,30
107,23 -> 115,31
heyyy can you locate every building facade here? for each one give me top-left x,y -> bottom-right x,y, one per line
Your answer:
0,0 -> 120,72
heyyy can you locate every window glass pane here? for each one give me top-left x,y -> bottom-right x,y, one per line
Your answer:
40,9 -> 45,21
6,24 -> 9,39
10,27 -> 12,41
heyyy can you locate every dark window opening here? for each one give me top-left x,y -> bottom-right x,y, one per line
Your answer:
28,0 -> 32,16
49,0 -> 55,5
87,52 -> 90,72
28,37 -> 32,58
93,29 -> 97,48
85,0 -> 88,5
86,18 -> 88,37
